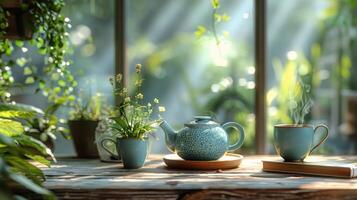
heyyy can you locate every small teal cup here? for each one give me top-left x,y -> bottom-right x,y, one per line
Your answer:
101,137 -> 149,169
274,124 -> 329,162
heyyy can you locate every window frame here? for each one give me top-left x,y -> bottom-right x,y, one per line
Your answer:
115,0 -> 268,154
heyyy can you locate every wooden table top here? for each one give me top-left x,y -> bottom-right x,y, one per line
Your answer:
38,155 -> 357,200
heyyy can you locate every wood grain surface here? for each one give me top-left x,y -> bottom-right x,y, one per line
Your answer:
20,155 -> 357,199
163,154 -> 243,170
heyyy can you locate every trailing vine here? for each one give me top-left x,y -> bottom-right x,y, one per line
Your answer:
0,0 -> 76,140
0,0 -> 76,110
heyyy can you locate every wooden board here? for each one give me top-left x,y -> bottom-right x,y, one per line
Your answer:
163,154 -> 242,170
19,155 -> 357,199
263,157 -> 357,178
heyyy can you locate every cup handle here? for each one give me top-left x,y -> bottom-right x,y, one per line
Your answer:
222,122 -> 245,151
100,137 -> 119,159
310,124 -> 329,154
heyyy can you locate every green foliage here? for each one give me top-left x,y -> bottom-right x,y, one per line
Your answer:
195,0 -> 230,46
0,103 -> 55,199
69,93 -> 111,121
318,0 -> 357,90
29,0 -> 77,106
0,0 -> 76,144
110,64 -> 164,139
0,0 -> 76,105
268,51 -> 320,128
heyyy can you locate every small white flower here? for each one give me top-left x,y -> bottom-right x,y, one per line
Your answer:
154,98 -> 159,104
124,97 -> 131,102
135,64 -> 142,73
158,106 -> 166,112
136,93 -> 144,99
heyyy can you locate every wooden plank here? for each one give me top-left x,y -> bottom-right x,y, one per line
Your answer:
18,189 -> 357,200
39,155 -> 357,191
20,156 -> 357,199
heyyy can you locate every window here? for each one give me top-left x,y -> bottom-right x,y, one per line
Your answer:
11,0 -> 115,155
125,0 -> 255,154
12,0 -> 355,155
267,0 -> 357,154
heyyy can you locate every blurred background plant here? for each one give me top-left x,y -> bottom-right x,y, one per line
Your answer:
69,92 -> 109,121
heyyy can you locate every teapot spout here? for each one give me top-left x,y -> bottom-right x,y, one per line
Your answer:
159,120 -> 177,152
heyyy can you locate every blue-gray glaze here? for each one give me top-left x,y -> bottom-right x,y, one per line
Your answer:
117,138 -> 148,169
160,116 -> 245,161
274,124 -> 329,162
175,126 -> 227,160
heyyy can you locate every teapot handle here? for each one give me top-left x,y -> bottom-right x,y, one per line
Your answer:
222,122 -> 245,151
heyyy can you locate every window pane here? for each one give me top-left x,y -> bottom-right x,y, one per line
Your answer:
126,0 -> 255,154
11,0 -> 115,155
267,0 -> 357,154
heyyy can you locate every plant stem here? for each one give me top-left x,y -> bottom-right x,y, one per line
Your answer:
211,8 -> 220,46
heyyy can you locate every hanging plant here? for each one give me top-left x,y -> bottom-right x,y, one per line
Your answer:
0,0 -> 76,107
0,0 -> 76,141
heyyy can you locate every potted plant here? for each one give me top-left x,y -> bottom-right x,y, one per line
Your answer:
68,93 -> 107,158
108,64 -> 165,169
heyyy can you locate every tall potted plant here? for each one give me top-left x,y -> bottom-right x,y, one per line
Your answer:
68,93 -> 108,158
108,64 -> 165,169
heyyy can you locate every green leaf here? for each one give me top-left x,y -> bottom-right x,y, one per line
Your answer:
0,119 -> 23,137
194,25 -> 206,38
51,73 -> 59,81
25,155 -> 50,167
5,155 -> 45,182
14,195 -> 27,200
25,77 -> 35,84
24,67 -> 32,75
53,87 -> 61,93
0,103 -> 44,119
0,133 -> 15,146
15,40 -> 24,47
214,13 -> 221,22
58,80 -> 66,87
16,57 -> 27,67
15,135 -> 55,161
221,13 -> 230,21
211,0 -> 220,9
39,80 -> 46,89
9,173 -> 51,196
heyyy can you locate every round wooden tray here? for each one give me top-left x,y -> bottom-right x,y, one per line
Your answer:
163,154 -> 243,170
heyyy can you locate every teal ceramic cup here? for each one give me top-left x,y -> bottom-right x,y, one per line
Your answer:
274,124 -> 329,162
101,137 -> 149,169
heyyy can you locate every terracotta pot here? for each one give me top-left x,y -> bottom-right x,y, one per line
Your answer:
0,0 -> 33,40
68,120 -> 99,158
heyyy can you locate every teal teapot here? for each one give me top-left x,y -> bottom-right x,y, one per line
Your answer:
159,116 -> 245,161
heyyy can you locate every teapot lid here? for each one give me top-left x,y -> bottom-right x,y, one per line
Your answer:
184,116 -> 219,128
